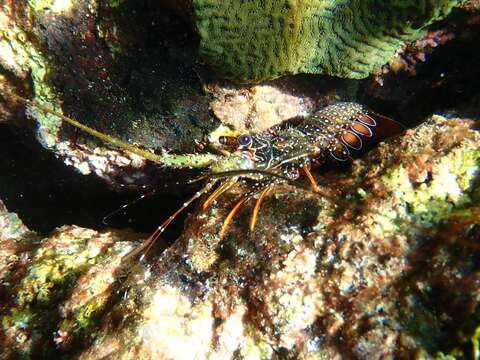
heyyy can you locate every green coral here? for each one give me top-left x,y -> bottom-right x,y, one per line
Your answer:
193,0 -> 461,82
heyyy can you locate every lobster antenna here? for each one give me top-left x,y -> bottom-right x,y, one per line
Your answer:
102,186 -> 156,225
199,169 -> 315,192
10,94 -> 166,165
123,181 -> 216,261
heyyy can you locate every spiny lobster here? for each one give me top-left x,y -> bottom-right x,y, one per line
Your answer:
10,94 -> 402,260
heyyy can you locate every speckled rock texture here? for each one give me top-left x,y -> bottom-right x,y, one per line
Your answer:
193,0 -> 461,82
0,219 -> 142,359
1,114 -> 479,359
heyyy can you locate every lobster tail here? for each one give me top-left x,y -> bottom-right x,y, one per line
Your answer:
341,130 -> 363,150
350,121 -> 373,137
329,142 -> 350,162
328,105 -> 403,163
357,113 -> 377,126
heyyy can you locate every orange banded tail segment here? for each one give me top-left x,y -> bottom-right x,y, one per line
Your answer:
351,121 -> 373,137
341,131 -> 363,150
324,105 -> 404,162
358,113 -> 377,126
329,141 -> 350,162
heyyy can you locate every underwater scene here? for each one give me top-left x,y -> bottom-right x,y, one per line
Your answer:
0,0 -> 479,358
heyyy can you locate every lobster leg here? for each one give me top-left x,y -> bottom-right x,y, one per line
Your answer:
219,196 -> 250,238
302,164 -> 319,193
249,186 -> 272,231
202,179 -> 236,210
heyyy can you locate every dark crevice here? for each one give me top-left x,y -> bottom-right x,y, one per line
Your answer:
0,123 -> 186,238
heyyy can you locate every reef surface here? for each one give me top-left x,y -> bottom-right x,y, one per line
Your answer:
1,114 -> 479,359
0,0 -> 477,188
1,1 -> 480,359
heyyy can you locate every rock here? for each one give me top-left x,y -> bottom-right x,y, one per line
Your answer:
1,114 -> 479,358
0,200 -> 33,241
0,219 -> 142,359
206,76 -> 358,133
0,0 -> 217,187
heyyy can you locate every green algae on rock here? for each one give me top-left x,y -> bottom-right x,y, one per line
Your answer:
193,0 -> 461,81
0,225 -> 140,359
0,200 -> 33,241
1,0 -> 221,188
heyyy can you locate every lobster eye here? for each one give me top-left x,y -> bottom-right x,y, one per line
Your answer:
237,134 -> 252,147
219,136 -> 227,145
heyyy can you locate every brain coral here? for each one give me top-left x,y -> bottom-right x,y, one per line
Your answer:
193,0 -> 461,82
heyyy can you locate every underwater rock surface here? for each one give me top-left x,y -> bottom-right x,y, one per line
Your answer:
0,0 -> 216,187
1,2 -> 480,358
1,114 -> 479,359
